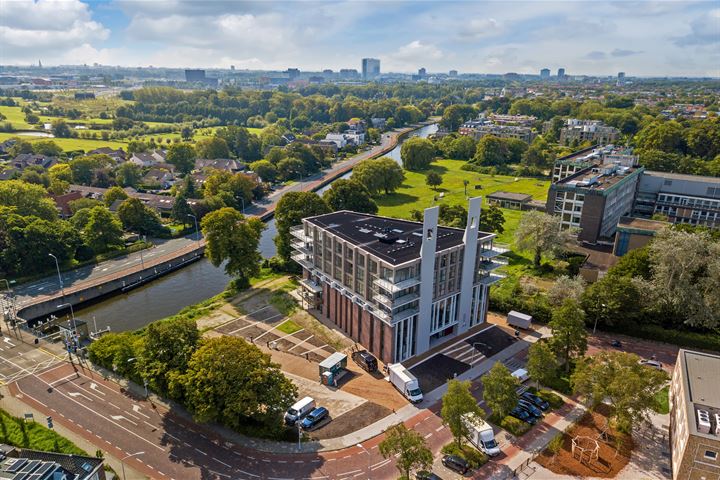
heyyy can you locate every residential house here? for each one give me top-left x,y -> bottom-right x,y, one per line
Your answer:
51,191 -> 84,218
194,158 -> 244,173
129,150 -> 166,168
0,444 -> 106,480
88,147 -> 126,164
0,167 -> 20,181
10,153 -> 58,171
141,168 -> 176,189
371,118 -> 387,129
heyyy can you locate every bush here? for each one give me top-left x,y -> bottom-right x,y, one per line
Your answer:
440,442 -> 488,468
608,323 -> 720,352
537,389 -> 565,409
0,409 -> 86,455
498,415 -> 532,437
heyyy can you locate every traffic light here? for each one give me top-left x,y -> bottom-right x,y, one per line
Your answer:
46,416 -> 53,429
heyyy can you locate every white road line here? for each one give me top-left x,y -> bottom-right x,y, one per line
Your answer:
288,334 -> 314,352
370,459 -> 391,470
248,315 -> 286,341
213,457 -> 231,468
274,327 -> 305,342
337,470 -> 362,476
300,343 -> 329,356
424,433 -> 432,439
435,426 -> 444,432
195,448 -> 207,456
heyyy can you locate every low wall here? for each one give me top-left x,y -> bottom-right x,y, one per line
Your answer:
17,246 -> 205,325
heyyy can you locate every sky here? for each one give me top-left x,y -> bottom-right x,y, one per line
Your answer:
1,0 -> 718,77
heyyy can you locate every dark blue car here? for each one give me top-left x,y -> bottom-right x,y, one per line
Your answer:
518,399 -> 543,418
300,407 -> 329,430
521,392 -> 550,411
510,406 -> 537,425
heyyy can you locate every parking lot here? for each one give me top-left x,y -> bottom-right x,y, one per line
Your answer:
410,325 -> 518,392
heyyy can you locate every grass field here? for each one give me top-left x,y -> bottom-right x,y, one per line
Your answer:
0,132 -> 127,151
0,409 -> 86,455
0,105 -> 34,130
376,159 -> 549,243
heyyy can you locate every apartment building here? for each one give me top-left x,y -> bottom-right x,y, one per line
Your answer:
291,199 -> 504,364
633,171 -> 720,229
361,58 -> 380,80
458,120 -> 536,143
558,119 -> 619,145
546,163 -> 644,243
552,145 -> 638,183
670,350 -> 720,480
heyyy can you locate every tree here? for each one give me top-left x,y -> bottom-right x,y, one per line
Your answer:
479,205 -> 505,234
482,363 -> 519,420
195,136 -> 230,159
527,341 -> 558,389
166,143 -> 196,174
248,160 -> 278,183
0,179 -> 57,220
547,275 -> 585,306
180,126 -> 193,141
69,154 -> 109,185
401,137 -> 435,171
25,113 -> 39,124
634,121 -> 686,153
571,351 -> 668,433
104,186 -> 129,207
140,317 -> 200,399
274,192 -> 330,261
323,179 -> 378,214
352,157 -> 405,195
201,207 -> 265,285
548,299 -> 587,373
181,336 -> 297,431
33,140 -> 62,156
49,163 -> 73,183
216,126 -> 262,161
441,104 -> 476,131
115,162 -> 142,188
473,135 -> 508,166
581,275 -> 643,329
378,424 -> 433,479
441,379 -> 483,448
171,193 -> 193,226
425,171 -> 442,190
117,197 -> 166,236
514,211 -> 574,267
51,119 -> 71,138
8,139 -> 33,156
203,171 -> 257,209
83,206 -> 124,253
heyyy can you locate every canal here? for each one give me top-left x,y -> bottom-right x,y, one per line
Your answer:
76,123 -> 438,332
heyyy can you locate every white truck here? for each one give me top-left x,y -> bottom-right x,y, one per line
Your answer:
462,412 -> 501,456
507,310 -> 532,330
387,363 -> 423,403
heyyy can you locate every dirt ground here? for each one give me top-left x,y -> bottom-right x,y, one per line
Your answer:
307,402 -> 391,440
535,404 -> 634,478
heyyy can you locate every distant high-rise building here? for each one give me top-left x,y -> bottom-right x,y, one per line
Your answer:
185,69 -> 207,83
323,69 -> 333,75
339,68 -> 360,79
418,67 -> 427,77
617,71 -> 626,84
230,65 -> 235,71
362,58 -> 380,80
449,70 -> 458,77
557,68 -> 566,79
287,68 -> 300,79
38,60 -> 42,68
540,68 -> 550,79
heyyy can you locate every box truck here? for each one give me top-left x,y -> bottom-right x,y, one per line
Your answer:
387,363 -> 423,403
462,413 -> 501,456
507,310 -> 532,329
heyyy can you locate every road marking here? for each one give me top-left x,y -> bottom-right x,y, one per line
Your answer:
337,470 -> 362,476
89,382 -> 105,395
110,415 -> 138,426
435,426 -> 444,432
236,470 -> 259,478
288,334 -> 314,352
424,433 -> 432,439
132,404 -> 150,418
300,343 -> 329,356
370,459 -> 391,470
165,433 -> 181,442
195,448 -> 207,456
68,391 -> 93,401
246,315 -> 286,341
213,457 -> 231,468
275,327 -> 305,342
143,420 -> 156,429
48,373 -> 77,386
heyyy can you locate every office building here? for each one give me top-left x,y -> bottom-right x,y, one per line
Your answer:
557,68 -> 566,80
612,216 -> 668,256
287,68 -> 300,79
559,119 -> 620,146
633,171 -> 720,229
339,69 -> 360,79
546,162 -> 644,243
418,67 -> 427,77
185,69 -> 206,82
449,70 -> 458,77
540,68 -> 550,79
292,200 -> 504,363
670,350 -> 720,480
362,58 -> 380,80
617,71 -> 626,82
551,145 -> 637,183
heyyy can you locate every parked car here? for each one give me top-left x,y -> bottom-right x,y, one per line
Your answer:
610,339 -> 623,348
352,350 -> 378,373
517,399 -> 543,418
639,359 -> 663,370
284,396 -> 315,426
441,455 -> 468,474
300,407 -> 329,430
521,392 -> 550,411
510,406 -> 537,425
416,471 -> 443,480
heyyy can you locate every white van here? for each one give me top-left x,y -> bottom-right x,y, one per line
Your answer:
511,368 -> 530,383
284,397 -> 315,426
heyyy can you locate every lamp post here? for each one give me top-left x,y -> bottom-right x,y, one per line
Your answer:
187,214 -> 200,245
120,451 -> 145,480
48,253 -> 65,298
357,443 -> 371,479
593,303 -> 606,335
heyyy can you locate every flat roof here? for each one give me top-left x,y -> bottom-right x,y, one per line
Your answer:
678,349 -> 720,439
617,216 -> 669,232
644,170 -> 720,185
555,164 -> 641,192
487,191 -> 532,202
305,211 -> 493,266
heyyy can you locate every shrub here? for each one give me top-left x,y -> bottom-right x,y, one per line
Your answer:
537,389 -> 565,409
498,415 -> 532,437
440,442 -> 488,468
609,323 -> 720,352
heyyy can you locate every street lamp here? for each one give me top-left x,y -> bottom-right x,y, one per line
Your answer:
120,451 -> 145,480
48,253 -> 65,298
187,214 -> 200,245
357,443 -> 371,479
593,303 -> 606,335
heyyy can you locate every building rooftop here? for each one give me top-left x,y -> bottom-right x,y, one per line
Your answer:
617,216 -> 669,233
487,191 -> 532,202
555,163 -> 641,192
305,211 -> 493,266
679,350 -> 720,439
643,170 -> 720,185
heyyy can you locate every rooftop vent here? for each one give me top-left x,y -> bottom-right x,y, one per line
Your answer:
715,413 -> 720,436
698,409 -> 711,434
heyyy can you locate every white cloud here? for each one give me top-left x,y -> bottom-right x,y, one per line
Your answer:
383,41 -> 443,72
458,18 -> 503,40
0,0 -> 108,63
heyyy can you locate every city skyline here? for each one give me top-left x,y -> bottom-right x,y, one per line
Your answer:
1,0 -> 718,77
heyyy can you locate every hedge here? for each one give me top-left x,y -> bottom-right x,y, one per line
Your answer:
440,442 -> 488,468
604,323 -> 720,353
498,415 -> 532,437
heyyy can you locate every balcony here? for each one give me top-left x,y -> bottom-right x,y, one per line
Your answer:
478,259 -> 506,272
476,273 -> 505,286
374,276 -> 421,293
291,238 -> 312,253
291,251 -> 314,270
372,291 -> 420,309
290,225 -> 312,242
478,243 -> 509,259
392,307 -> 419,323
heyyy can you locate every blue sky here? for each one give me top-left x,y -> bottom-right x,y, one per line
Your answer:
1,0 -> 718,76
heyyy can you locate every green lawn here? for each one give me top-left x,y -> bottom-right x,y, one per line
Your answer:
0,105 -> 34,129
376,159 -> 550,242
0,409 -> 86,455
653,386 -> 670,414
276,319 -> 302,335
0,132 -> 127,151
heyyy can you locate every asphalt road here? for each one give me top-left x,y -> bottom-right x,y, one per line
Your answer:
11,236 -> 200,308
